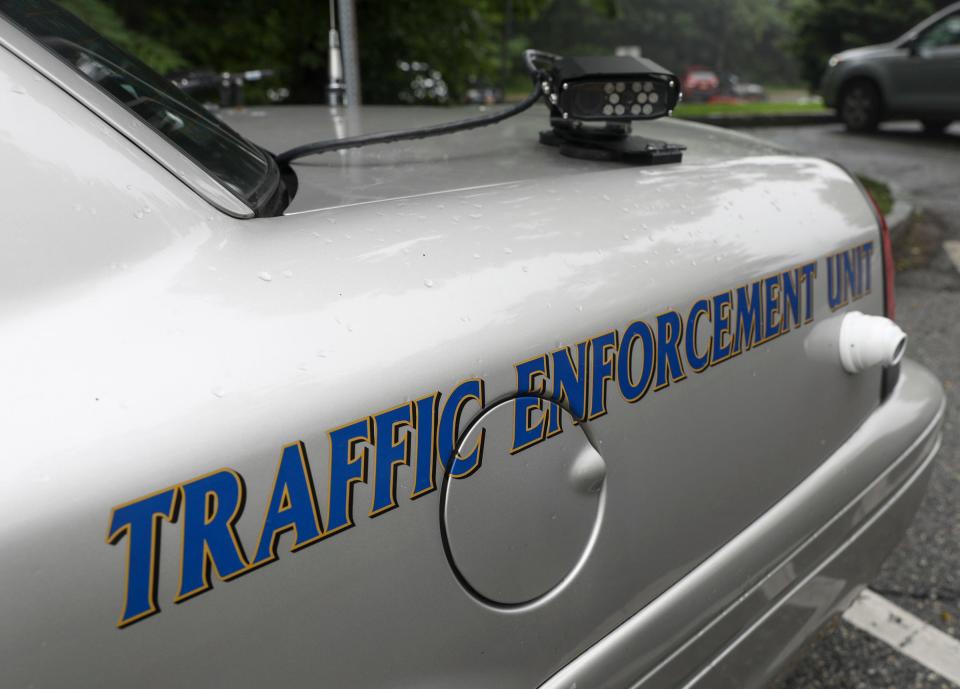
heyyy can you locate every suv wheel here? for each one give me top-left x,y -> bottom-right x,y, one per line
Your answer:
840,80 -> 881,132
922,119 -> 951,134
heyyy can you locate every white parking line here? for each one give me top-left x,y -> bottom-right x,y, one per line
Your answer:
943,240 -> 960,274
843,588 -> 960,685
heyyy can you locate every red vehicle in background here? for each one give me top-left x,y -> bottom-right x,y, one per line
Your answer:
681,66 -> 720,102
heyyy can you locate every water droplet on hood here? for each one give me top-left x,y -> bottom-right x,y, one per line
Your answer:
424,279 -> 435,288
211,387 -> 226,398
258,271 -> 273,282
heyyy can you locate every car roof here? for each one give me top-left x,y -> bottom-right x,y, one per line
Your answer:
221,105 -> 783,213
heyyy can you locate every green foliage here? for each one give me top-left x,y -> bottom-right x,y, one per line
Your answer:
857,175 -> 893,216
789,0 -> 955,90
65,0 -> 555,104
106,0 -> 333,102
357,0 -> 548,103
674,101 -> 827,116
59,0 -> 826,103
521,0 -> 803,86
58,0 -> 187,72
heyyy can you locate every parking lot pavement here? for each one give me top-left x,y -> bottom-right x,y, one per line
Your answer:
748,122 -> 960,687
777,621 -> 956,689
742,121 -> 960,224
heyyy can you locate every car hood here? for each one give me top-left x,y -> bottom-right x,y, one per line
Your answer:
834,42 -> 900,62
219,105 -> 784,214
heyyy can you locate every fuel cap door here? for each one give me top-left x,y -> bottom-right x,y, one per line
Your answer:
440,396 -> 606,606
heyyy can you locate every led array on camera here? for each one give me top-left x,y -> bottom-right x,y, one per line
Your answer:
600,81 -> 662,116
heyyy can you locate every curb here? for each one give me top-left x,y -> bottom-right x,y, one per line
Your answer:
677,112 -> 836,128
885,182 -> 915,238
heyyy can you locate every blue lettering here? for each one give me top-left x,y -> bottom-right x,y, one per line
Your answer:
107,487 -> 179,627
655,311 -> 685,388
327,419 -> 372,534
801,262 -> 817,320
512,356 -> 549,453
711,292 -> 733,362
762,275 -> 781,341
827,255 -> 844,309
252,443 -> 323,565
588,332 -> 618,418
370,404 -> 414,516
781,269 -> 801,332
551,342 -> 588,420
411,393 -> 440,498
685,300 -> 711,372
439,379 -> 485,478
177,470 -> 248,602
734,282 -> 762,352
618,319 -> 656,400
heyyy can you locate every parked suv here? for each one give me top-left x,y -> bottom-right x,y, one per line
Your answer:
821,2 -> 960,132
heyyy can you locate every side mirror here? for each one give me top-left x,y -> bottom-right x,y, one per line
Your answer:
904,35 -> 921,57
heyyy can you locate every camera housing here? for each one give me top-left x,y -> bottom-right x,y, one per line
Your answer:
545,55 -> 681,122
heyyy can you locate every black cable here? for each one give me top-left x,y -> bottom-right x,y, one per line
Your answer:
523,49 -> 560,77
276,83 -> 545,164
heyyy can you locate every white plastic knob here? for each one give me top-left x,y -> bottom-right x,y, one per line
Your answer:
838,311 -> 907,374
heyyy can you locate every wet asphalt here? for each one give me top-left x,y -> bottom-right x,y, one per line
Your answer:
743,122 -> 960,688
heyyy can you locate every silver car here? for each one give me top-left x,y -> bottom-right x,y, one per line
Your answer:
0,1 -> 946,688
822,1 -> 960,132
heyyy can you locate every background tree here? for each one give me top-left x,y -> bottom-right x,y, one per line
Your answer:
60,0 -> 825,102
520,0 -> 802,86
58,0 -> 186,73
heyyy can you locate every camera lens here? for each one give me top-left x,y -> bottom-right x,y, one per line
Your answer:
570,83 -> 606,117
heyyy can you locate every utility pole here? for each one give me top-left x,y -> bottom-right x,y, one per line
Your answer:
326,0 -> 345,105
336,0 -> 362,106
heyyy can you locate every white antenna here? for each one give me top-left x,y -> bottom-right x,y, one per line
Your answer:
327,0 -> 345,106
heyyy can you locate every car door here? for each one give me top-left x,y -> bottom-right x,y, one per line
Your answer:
893,11 -> 960,115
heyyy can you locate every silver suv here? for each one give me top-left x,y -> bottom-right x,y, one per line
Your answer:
821,2 -> 960,132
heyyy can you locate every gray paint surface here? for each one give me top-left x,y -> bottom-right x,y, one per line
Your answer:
0,31 -> 944,689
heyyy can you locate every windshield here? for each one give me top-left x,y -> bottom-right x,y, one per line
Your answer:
0,0 -> 279,211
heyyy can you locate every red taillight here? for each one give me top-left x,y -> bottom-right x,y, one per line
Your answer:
865,190 -> 896,320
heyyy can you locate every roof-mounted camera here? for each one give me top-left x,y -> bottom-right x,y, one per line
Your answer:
528,51 -> 686,165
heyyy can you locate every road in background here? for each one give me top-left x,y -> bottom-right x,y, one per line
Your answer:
746,122 -> 960,688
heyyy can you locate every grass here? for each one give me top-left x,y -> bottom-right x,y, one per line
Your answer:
673,101 -> 829,117
856,175 -> 894,216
